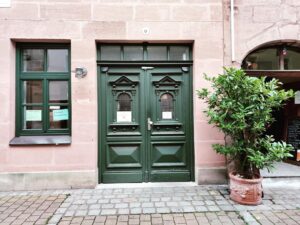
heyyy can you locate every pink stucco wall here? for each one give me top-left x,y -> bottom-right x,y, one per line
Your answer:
224,0 -> 300,66
0,0 -> 230,183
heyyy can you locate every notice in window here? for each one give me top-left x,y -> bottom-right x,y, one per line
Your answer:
162,111 -> 172,119
0,0 -> 11,7
53,109 -> 69,121
117,111 -> 132,122
26,110 -> 42,121
295,91 -> 300,104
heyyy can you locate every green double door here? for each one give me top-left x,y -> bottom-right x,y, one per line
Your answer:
99,66 -> 193,183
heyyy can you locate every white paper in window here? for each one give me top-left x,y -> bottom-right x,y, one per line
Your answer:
26,110 -> 42,121
53,109 -> 69,121
295,91 -> 300,104
49,106 -> 60,110
0,0 -> 11,7
117,111 -> 132,122
162,111 -> 172,119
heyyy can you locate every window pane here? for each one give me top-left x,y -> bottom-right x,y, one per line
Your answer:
147,46 -> 167,60
101,46 -> 121,60
160,93 -> 173,120
242,48 -> 279,70
169,46 -> 189,61
49,106 -> 69,129
49,81 -> 68,103
23,80 -> 43,104
23,106 -> 43,130
124,46 -> 143,60
23,49 -> 44,72
284,48 -> 300,70
117,93 -> 131,111
47,49 -> 68,72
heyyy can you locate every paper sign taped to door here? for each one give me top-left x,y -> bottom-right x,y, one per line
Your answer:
117,111 -> 132,122
26,110 -> 42,121
162,111 -> 172,119
53,109 -> 69,121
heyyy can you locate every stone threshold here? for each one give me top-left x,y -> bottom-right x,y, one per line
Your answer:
96,182 -> 198,189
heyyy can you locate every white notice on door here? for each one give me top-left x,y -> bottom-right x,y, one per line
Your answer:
117,111 -> 132,122
162,111 -> 172,119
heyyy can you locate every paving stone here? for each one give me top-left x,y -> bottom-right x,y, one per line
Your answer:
117,209 -> 130,215
130,208 -> 142,214
101,209 -> 117,215
143,208 -> 156,214
101,204 -> 114,209
115,203 -> 128,209
88,209 -> 101,216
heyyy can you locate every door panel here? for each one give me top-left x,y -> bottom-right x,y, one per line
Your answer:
148,67 -> 191,182
100,67 -> 145,183
99,66 -> 192,183
151,142 -> 186,167
106,143 -> 142,168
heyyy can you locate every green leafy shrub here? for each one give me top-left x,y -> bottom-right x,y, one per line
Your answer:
197,68 -> 294,179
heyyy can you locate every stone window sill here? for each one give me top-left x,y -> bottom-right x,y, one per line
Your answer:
9,135 -> 71,146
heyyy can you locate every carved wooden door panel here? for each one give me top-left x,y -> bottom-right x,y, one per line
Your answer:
99,66 -> 193,183
147,67 -> 192,182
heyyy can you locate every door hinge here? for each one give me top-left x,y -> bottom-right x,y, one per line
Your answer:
141,66 -> 154,70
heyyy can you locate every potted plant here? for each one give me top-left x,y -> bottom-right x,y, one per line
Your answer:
197,68 -> 294,205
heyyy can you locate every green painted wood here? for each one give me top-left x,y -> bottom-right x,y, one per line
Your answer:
99,65 -> 194,183
97,43 -> 194,183
15,43 -> 71,136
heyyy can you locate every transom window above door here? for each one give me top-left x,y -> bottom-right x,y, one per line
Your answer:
98,44 -> 192,61
16,43 -> 71,137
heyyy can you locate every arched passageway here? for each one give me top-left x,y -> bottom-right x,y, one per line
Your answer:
242,41 -> 300,165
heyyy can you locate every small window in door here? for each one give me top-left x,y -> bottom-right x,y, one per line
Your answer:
117,93 -> 132,122
160,93 -> 173,120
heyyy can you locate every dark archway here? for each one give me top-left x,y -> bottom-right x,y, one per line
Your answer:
242,42 -> 300,164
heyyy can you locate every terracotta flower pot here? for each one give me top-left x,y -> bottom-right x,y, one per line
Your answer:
229,172 -> 263,205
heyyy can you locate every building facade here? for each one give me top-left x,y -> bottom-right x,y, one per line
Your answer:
0,0 -> 299,190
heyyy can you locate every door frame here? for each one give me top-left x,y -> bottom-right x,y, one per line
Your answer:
97,46 -> 195,183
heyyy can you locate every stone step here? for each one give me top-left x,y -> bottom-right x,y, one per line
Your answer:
262,177 -> 300,188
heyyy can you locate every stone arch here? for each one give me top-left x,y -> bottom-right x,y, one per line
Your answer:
239,40 -> 300,69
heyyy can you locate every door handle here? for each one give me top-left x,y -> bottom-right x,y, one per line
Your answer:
147,118 -> 153,131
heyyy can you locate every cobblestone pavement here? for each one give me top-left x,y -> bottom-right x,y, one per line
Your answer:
0,185 -> 299,225
0,194 -> 66,225
251,210 -> 300,225
57,212 -> 245,225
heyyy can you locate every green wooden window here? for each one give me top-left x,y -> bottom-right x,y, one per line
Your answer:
16,44 -> 71,136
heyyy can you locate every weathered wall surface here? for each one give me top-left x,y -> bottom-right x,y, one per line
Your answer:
0,0 -> 226,189
224,0 -> 300,66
